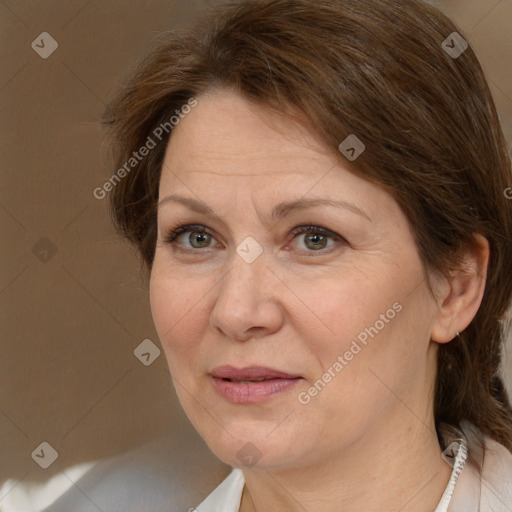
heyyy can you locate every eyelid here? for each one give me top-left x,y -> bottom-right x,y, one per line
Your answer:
289,224 -> 343,240
164,223 -> 212,242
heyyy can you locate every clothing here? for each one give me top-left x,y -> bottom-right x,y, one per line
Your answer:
195,421 -> 512,512
0,433 -> 230,512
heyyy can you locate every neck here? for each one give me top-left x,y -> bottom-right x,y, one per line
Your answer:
239,415 -> 452,512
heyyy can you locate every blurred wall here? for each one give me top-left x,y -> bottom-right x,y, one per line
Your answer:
1,0 -> 511,499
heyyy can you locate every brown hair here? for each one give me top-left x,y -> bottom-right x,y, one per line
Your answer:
102,0 -> 512,450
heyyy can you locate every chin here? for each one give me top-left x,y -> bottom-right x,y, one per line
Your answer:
190,416 -> 307,470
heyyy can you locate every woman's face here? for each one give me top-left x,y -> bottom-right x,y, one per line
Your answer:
150,88 -> 441,471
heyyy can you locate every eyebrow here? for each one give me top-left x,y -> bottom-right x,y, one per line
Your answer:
158,195 -> 371,222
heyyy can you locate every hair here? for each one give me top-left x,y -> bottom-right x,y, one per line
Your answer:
101,0 -> 512,450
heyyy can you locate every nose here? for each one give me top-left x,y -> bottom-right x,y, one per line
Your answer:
209,249 -> 285,342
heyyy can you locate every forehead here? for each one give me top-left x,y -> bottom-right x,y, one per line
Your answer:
161,88 -> 338,180
157,88 -> 400,226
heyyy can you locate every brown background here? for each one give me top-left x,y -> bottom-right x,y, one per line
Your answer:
1,0 -> 511,505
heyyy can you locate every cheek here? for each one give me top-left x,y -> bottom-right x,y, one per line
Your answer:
291,268 -> 399,349
149,270 -> 208,368
292,263 -> 428,388
309,281 -> 433,414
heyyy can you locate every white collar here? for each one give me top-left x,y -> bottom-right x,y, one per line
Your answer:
434,423 -> 470,512
195,467 -> 244,512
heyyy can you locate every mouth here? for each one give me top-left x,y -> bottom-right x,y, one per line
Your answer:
209,365 -> 303,403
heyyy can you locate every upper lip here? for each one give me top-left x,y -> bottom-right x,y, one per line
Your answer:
209,365 -> 301,381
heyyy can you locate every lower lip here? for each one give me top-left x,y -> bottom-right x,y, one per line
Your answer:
210,376 -> 301,403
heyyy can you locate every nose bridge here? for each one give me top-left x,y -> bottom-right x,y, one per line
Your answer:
220,238 -> 267,305
210,239 -> 282,340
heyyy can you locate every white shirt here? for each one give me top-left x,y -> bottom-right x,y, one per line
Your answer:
194,421 -> 512,512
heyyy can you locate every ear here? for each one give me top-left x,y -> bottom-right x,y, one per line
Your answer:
430,233 -> 490,344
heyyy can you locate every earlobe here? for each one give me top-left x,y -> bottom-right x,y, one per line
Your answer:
430,234 -> 490,344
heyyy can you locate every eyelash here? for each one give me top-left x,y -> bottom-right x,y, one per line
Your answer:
163,223 -> 346,255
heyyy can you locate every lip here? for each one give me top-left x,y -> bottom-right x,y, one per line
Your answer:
209,365 -> 302,403
210,365 -> 301,380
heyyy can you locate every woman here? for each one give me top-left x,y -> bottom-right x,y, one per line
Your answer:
102,0 -> 512,510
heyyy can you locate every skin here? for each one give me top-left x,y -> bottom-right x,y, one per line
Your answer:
149,87 -> 489,512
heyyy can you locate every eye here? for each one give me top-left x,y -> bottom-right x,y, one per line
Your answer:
289,225 -> 344,253
163,223 -> 346,255
164,224 -> 217,251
